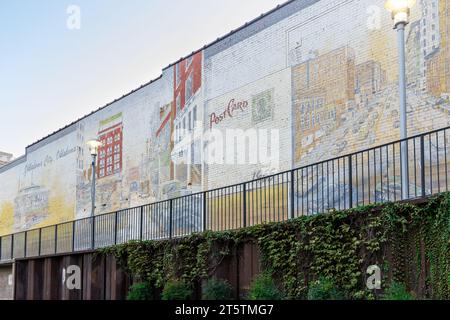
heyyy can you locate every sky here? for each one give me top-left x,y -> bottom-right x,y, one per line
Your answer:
0,0 -> 283,158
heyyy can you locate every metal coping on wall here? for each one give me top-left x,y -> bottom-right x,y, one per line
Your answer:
0,123 -> 78,171
0,155 -> 26,174
162,0 -> 322,68
202,0 -> 319,60
23,74 -> 164,155
26,123 -> 78,154
15,0 -> 319,159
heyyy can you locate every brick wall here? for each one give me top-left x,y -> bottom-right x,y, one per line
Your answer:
0,0 -> 449,235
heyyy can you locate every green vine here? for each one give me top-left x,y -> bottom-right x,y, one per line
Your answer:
100,231 -> 236,289
98,193 -> 450,300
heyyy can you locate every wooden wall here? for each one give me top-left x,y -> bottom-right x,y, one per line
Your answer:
0,264 -> 13,300
14,252 -> 131,300
13,243 -> 261,300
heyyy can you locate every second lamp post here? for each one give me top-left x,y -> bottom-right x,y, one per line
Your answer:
385,0 -> 416,199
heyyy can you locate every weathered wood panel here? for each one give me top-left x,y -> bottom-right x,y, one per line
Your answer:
12,243 -> 263,300
0,264 -> 13,300
14,251 -> 130,300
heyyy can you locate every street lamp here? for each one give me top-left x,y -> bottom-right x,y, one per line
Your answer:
385,0 -> 415,27
87,139 -> 103,216
385,0 -> 415,199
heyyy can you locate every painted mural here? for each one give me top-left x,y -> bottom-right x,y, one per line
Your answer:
204,68 -> 292,191
291,0 -> 450,168
97,113 -> 123,179
1,0 -> 450,236
0,134 -> 78,235
170,51 -> 203,197
287,0 -> 450,208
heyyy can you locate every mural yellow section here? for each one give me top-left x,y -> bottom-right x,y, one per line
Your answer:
0,202 -> 14,236
207,183 -> 289,232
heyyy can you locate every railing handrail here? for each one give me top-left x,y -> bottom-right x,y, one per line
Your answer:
1,125 -> 449,238
0,126 -> 449,260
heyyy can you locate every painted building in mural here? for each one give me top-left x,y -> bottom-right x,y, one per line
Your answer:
1,0 -> 450,236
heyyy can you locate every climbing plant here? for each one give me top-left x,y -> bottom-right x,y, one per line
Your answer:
101,231 -> 236,290
99,193 -> 449,300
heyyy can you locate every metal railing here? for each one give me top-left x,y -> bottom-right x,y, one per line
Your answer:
1,126 -> 449,262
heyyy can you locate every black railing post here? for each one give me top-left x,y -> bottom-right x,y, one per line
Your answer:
202,191 -> 207,232
24,231 -> 27,258
242,183 -> 247,228
290,170 -> 295,220
139,206 -> 144,241
114,211 -> 118,245
348,155 -> 353,209
420,135 -> 426,197
91,216 -> 96,250
72,222 -> 76,252
11,234 -> 14,260
0,127 -> 447,262
54,225 -> 58,254
169,200 -> 173,239
38,228 -> 42,256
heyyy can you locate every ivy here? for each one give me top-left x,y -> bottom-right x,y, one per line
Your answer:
98,193 -> 450,300
100,231 -> 236,289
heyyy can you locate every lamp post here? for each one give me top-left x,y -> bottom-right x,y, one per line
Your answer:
385,0 -> 415,199
87,140 -> 103,217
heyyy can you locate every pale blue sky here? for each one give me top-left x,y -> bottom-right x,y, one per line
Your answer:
0,0 -> 283,157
